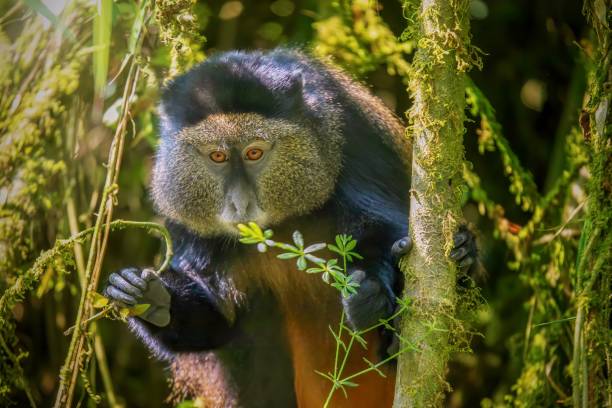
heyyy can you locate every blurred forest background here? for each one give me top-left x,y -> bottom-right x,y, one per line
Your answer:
0,0 -> 610,407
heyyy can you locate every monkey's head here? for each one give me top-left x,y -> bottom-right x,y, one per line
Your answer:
151,51 -> 344,236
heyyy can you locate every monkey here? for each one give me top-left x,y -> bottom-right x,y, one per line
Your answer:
104,49 -> 478,407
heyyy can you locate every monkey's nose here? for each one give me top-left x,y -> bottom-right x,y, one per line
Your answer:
230,195 -> 251,218
220,188 -> 259,223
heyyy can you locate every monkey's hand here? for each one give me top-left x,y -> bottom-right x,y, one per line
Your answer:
104,268 -> 171,327
391,226 -> 478,270
449,226 -> 478,269
342,270 -> 396,331
342,236 -> 414,331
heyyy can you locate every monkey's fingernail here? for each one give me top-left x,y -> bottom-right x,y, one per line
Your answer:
450,247 -> 467,260
459,257 -> 474,268
454,233 -> 467,246
350,270 -> 366,282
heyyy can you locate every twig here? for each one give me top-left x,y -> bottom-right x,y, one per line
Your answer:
53,8 -> 152,401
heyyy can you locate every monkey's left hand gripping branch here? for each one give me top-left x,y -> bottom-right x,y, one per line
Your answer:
0,220 -> 173,334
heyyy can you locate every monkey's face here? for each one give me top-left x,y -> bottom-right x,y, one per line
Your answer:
152,112 -> 342,236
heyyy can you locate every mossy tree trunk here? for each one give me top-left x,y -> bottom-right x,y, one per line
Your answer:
393,0 -> 472,406
572,1 -> 611,406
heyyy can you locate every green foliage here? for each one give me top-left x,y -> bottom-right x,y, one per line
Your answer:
238,222 -> 360,297
465,81 -> 540,213
0,2 -> 92,403
154,0 -> 206,76
312,0 -> 413,81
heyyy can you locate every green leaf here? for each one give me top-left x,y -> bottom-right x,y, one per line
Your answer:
238,238 -> 257,244
305,254 -> 325,264
248,222 -> 263,236
345,239 -> 357,252
327,244 -> 341,254
129,303 -> 151,316
237,223 -> 251,235
91,292 -> 109,308
277,242 -> 297,251
340,380 -> 358,388
335,235 -> 344,249
353,332 -> 368,348
314,370 -> 335,382
363,358 -> 386,377
127,0 -> 148,53
348,252 -> 364,260
304,243 -> 326,253
277,252 -> 300,259
328,325 -> 346,349
119,307 -> 130,319
296,256 -> 307,271
292,230 -> 304,248
175,401 -> 198,408
396,296 -> 412,311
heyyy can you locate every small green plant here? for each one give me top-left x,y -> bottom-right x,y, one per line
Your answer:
237,222 -> 414,407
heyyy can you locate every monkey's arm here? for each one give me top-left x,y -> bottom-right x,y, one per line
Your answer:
342,224 -> 478,331
340,223 -> 404,331
105,266 -> 236,359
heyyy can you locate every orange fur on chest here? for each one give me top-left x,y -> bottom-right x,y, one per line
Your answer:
233,220 -> 396,408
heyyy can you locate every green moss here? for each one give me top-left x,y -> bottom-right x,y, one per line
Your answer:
312,0 -> 413,83
154,0 -> 206,77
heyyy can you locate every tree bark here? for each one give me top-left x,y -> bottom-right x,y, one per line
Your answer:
393,0 -> 471,406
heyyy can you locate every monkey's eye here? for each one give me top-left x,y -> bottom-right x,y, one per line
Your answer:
209,151 -> 228,163
245,148 -> 264,161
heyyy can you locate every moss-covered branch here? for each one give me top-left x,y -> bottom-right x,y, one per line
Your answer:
393,0 -> 475,405
571,2 -> 611,405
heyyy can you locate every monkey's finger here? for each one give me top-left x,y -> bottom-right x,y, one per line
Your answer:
391,236 -> 413,258
343,294 -> 390,329
120,268 -> 147,291
141,268 -> 159,282
458,256 -> 474,269
450,246 -> 468,261
140,270 -> 171,305
453,231 -> 469,247
109,274 -> 143,298
348,269 -> 367,284
104,286 -> 137,306
345,278 -> 382,305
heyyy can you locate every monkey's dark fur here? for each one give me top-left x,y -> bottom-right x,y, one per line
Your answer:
105,49 -> 477,407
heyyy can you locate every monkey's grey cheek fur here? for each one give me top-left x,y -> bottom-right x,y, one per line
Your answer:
256,136 -> 341,222
151,144 -> 223,234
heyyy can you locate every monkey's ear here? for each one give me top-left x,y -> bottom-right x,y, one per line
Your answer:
157,101 -> 175,137
281,71 -> 304,113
